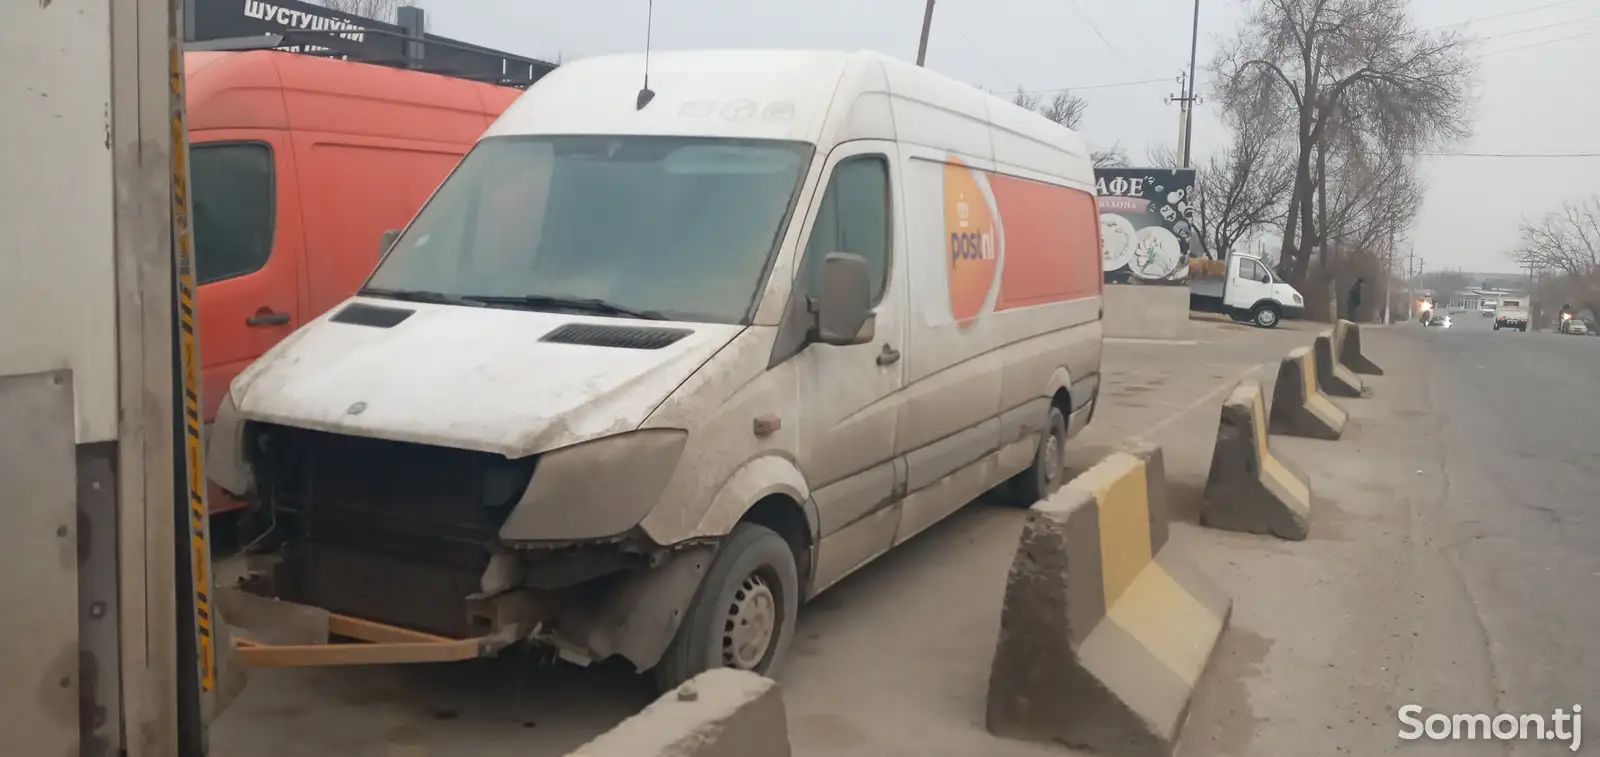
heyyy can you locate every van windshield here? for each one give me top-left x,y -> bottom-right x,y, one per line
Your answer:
365,135 -> 813,324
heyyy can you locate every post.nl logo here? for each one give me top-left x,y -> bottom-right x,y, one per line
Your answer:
949,198 -> 997,265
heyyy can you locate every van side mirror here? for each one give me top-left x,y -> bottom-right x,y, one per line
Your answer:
813,252 -> 875,346
380,228 -> 402,255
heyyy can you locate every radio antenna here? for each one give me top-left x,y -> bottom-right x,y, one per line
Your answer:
636,0 -> 657,109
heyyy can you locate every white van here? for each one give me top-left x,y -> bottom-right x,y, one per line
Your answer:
207,49 -> 1104,689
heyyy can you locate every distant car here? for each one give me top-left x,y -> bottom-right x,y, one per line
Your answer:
1560,317 -> 1588,335
1425,312 -> 1452,328
1481,308 -> 1495,318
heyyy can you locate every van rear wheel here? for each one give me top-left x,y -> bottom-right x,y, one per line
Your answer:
652,523 -> 799,693
1003,405 -> 1069,507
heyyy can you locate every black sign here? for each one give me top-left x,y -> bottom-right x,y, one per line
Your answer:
192,0 -> 395,44
1094,167 -> 1200,284
186,0 -> 556,87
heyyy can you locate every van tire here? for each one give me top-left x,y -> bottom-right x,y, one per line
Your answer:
1003,405 -> 1069,507
1252,303 -> 1281,329
652,523 -> 799,693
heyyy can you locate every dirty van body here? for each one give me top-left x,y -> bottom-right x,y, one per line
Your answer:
208,49 -> 1104,689
186,49 -> 522,512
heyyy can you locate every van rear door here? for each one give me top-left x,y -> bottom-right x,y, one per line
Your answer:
192,133 -> 306,421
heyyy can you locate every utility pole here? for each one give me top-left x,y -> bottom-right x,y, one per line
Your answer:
915,0 -> 936,67
1167,71 -> 1200,166
1382,231 -> 1395,324
1181,0 -> 1201,167
1404,247 -> 1419,320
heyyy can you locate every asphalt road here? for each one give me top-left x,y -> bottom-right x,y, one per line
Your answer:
1405,313 -> 1600,733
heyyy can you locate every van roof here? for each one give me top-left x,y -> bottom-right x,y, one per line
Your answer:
486,49 -> 1093,186
184,49 -> 519,133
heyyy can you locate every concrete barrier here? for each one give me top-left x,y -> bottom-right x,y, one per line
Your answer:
1269,346 -> 1347,440
1314,331 -> 1365,398
564,670 -> 790,757
1102,284 -> 1192,340
1203,380 -> 1313,540
1333,319 -> 1384,375
987,442 -> 1231,757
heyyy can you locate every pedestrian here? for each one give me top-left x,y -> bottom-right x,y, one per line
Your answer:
1347,277 -> 1364,321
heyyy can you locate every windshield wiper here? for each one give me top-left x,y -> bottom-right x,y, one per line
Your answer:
462,294 -> 670,321
359,287 -> 481,307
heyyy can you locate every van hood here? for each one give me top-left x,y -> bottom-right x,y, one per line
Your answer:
230,298 -> 742,458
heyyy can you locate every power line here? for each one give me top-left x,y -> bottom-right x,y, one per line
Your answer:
1428,0 -> 1595,30
1473,11 -> 1600,41
1060,0 -> 1154,76
947,24 -> 1020,89
1478,27 -> 1600,55
1017,76 -> 1170,95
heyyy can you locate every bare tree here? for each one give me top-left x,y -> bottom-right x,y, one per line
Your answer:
1509,196 -> 1600,278
1318,142 -> 1425,264
1012,89 -> 1089,130
1149,114 -> 1295,260
1041,92 -> 1089,130
1211,0 -> 1476,284
1092,144 -> 1129,169
1013,88 -> 1121,169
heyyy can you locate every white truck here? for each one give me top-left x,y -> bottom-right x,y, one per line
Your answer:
1186,254 -> 1306,328
1494,297 -> 1530,332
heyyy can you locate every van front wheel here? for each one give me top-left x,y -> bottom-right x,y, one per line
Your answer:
1252,304 -> 1281,328
1003,404 -> 1069,507
652,523 -> 799,693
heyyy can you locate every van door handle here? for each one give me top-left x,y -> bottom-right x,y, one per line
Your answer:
246,310 -> 291,327
876,344 -> 901,365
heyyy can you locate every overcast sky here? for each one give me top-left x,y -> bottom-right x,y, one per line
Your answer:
413,0 -> 1600,275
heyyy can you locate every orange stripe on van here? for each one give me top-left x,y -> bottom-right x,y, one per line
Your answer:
988,175 -> 1101,311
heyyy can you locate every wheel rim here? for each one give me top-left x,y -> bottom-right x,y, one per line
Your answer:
1260,310 -> 1277,326
722,571 -> 778,670
1041,429 -> 1063,488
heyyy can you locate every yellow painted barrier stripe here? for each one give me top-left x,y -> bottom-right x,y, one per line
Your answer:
1105,562 -> 1221,685
1251,386 -> 1268,464
1262,454 -> 1310,511
169,42 -> 214,694
1085,456 -> 1153,608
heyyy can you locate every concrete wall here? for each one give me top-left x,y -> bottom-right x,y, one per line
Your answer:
1101,284 -> 1191,340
